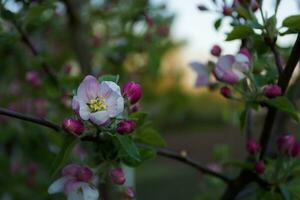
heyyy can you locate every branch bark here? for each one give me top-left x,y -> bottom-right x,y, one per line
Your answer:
0,107 -> 230,183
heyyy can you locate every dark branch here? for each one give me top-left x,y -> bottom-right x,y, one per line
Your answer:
0,108 -> 61,131
11,21 -> 59,87
0,107 -> 230,183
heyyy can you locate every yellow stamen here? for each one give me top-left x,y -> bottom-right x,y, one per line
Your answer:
87,97 -> 106,112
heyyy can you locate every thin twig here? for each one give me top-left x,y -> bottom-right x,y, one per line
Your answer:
0,107 -> 230,183
270,43 -> 283,74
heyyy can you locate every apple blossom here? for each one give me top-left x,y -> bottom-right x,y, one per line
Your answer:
214,53 -> 250,84
189,62 -> 210,87
291,143 -> 300,157
277,134 -> 296,154
123,187 -> 136,199
62,118 -> 84,137
246,138 -> 260,155
110,168 -> 126,185
254,161 -> 265,174
72,75 -> 124,125
117,120 -> 136,135
220,86 -> 231,98
48,164 -> 99,200
25,70 -> 42,87
123,81 -> 142,104
263,84 -> 282,98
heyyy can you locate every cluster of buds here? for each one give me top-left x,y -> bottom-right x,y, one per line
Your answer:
277,134 -> 300,157
109,168 -> 136,199
246,138 -> 265,174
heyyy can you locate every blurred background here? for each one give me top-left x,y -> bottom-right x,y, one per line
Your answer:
0,0 -> 299,199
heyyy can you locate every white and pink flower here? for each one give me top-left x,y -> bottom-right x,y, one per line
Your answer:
72,75 -> 124,125
48,164 -> 99,200
214,53 -> 250,84
189,62 -> 210,87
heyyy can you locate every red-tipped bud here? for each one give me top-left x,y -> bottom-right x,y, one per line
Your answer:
277,134 -> 296,154
223,6 -> 232,16
239,48 -> 251,61
246,138 -> 260,155
110,168 -> 126,185
62,118 -> 84,136
123,187 -> 136,199
77,166 -> 93,182
25,70 -> 42,87
263,84 -> 282,98
220,86 -> 231,98
254,160 -> 265,174
291,143 -> 300,157
123,82 -> 142,104
211,45 -> 222,57
117,120 -> 136,135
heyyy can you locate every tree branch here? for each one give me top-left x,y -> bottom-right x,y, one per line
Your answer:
270,43 -> 283,75
0,107 -> 230,183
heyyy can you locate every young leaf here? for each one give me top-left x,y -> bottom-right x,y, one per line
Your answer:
50,137 -> 77,178
265,96 -> 299,122
116,135 -> 140,161
282,15 -> 300,31
214,18 -> 222,31
226,25 -> 254,41
98,74 -> 120,83
135,127 -> 166,147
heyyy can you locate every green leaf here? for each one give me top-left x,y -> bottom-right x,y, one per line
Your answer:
236,6 -> 252,20
98,74 -> 120,83
135,127 -> 166,147
226,25 -> 254,41
0,9 -> 15,20
239,109 -> 248,133
265,96 -> 299,122
214,18 -> 222,31
129,112 -> 148,126
122,148 -> 156,167
50,137 -> 77,178
282,15 -> 300,31
116,135 -> 140,161
266,15 -> 277,38
279,185 -> 291,200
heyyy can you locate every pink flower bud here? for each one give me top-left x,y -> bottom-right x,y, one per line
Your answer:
123,187 -> 136,199
25,70 -> 42,87
223,6 -> 232,16
291,143 -> 300,157
277,134 -> 296,154
77,166 -> 93,182
62,118 -> 84,136
211,45 -> 222,57
123,82 -> 142,104
251,0 -> 259,12
254,160 -> 265,174
110,168 -> 126,185
263,84 -> 282,98
246,138 -> 260,155
27,162 -> 38,176
117,120 -> 136,135
129,103 -> 140,113
220,86 -> 231,98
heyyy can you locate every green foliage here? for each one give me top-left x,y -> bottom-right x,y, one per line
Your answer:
226,25 -> 254,41
282,15 -> 300,32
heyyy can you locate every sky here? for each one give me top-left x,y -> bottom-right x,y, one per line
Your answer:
151,0 -> 299,62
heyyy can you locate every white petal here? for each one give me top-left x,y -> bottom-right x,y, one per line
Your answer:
48,177 -> 68,194
77,75 -> 101,102
82,185 -> 99,200
106,95 -> 124,117
68,191 -> 84,200
79,101 -> 90,120
90,111 -> 109,125
100,81 -> 121,97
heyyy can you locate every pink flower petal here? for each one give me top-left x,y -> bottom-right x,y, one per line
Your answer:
64,179 -> 85,194
77,75 -> 101,102
48,177 -> 71,194
82,185 -> 99,200
62,164 -> 82,177
90,111 -> 109,125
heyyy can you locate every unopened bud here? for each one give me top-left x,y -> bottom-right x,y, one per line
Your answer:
62,118 -> 84,136
110,168 -> 126,185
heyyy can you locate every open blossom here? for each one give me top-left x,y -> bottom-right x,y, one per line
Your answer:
72,75 -> 124,125
189,62 -> 210,87
214,53 -> 250,84
48,164 -> 99,200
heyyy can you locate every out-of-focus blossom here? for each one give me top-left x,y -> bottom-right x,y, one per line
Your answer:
254,160 -> 265,174
246,138 -> 260,155
263,85 -> 282,98
207,163 -> 222,173
223,6 -> 232,16
129,103 -> 140,113
123,82 -> 142,104
10,160 -> 22,175
35,98 -> 48,117
214,53 -> 250,84
291,142 -> 300,157
62,118 -> 85,137
48,164 -> 99,200
189,62 -> 210,87
123,187 -> 136,199
239,48 -> 251,62
73,144 -> 87,160
117,120 -> 136,135
110,168 -> 126,185
220,86 -> 231,98
25,70 -> 42,87
72,75 -> 124,125
277,134 -> 296,154
211,45 -> 222,57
